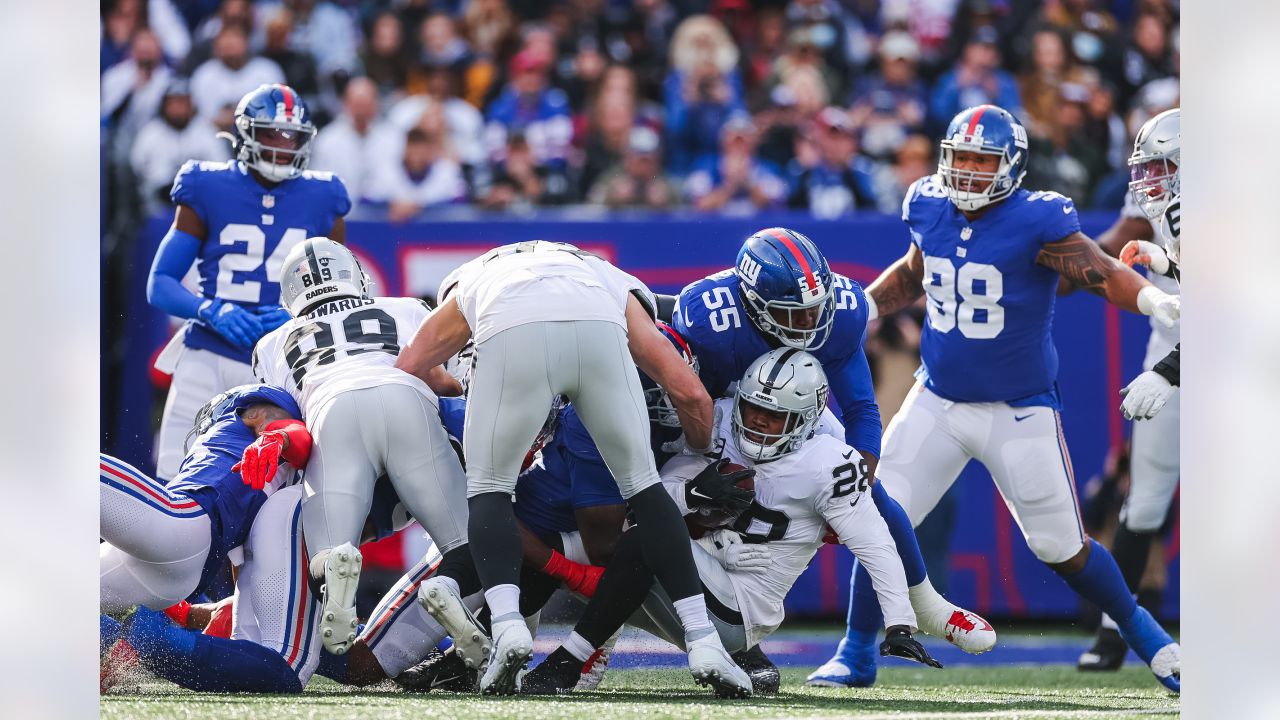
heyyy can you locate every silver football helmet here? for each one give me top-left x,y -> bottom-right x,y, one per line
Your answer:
732,348 -> 829,462
278,237 -> 370,317
1128,107 -> 1180,222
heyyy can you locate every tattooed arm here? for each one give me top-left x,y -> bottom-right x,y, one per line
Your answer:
867,243 -> 926,317
1036,232 -> 1154,313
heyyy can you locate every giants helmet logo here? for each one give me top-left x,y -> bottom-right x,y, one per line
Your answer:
737,254 -> 763,286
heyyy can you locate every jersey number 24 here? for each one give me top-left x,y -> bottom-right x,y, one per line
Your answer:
922,258 -> 1004,339
217,224 -> 306,303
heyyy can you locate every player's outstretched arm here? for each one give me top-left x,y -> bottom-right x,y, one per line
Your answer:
146,205 -> 207,319
1036,232 -> 1179,327
235,402 -> 313,490
865,243 -> 926,320
1057,215 -> 1154,295
395,300 -> 474,390
626,295 -> 714,452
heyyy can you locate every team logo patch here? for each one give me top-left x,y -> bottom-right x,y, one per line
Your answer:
737,254 -> 763,286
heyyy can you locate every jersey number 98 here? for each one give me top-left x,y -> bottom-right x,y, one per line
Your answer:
921,258 -> 1005,339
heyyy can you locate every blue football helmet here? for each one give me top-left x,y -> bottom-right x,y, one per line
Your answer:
937,104 -> 1029,211
640,321 -> 699,427
229,84 -> 315,182
736,227 -> 836,350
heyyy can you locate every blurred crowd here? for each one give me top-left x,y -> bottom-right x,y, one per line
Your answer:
102,0 -> 1180,227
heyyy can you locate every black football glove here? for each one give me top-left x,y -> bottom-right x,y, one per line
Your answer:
685,459 -> 754,515
879,625 -> 943,669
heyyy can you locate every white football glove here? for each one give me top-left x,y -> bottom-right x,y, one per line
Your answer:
1120,370 -> 1176,421
1136,285 -> 1180,329
705,530 -> 771,571
1120,240 -> 1171,276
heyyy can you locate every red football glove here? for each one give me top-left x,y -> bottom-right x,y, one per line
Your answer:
233,419 -> 312,490
163,600 -> 192,627
542,550 -> 605,598
203,600 -> 234,638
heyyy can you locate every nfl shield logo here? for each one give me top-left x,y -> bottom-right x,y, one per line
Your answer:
262,194 -> 275,208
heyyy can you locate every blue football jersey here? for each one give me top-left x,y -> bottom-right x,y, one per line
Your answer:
672,269 -> 883,456
903,175 -> 1080,406
170,160 -> 351,362
168,383 -> 302,594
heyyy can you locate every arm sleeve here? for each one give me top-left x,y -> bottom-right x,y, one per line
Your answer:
829,350 -> 883,458
1152,343 -> 1179,386
146,225 -> 204,319
818,484 -> 916,629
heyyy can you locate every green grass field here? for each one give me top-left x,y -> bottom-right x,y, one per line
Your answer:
102,666 -> 1180,720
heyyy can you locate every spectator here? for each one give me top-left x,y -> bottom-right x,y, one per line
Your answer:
684,114 -> 788,214
587,126 -> 682,210
1024,82 -> 1108,206
255,0 -> 360,79
621,0 -> 679,102
787,106 -> 877,218
102,28 -> 175,144
102,0 -> 145,73
189,25 -> 285,123
129,81 -> 227,216
1120,12 -> 1176,106
849,31 -> 928,160
407,12 -> 493,110
784,0 -> 856,88
461,0 -> 520,68
928,26 -> 1023,133
768,24 -> 841,104
575,67 -> 640,199
754,85 -> 802,171
741,7 -> 788,102
484,49 -> 573,174
868,133 -> 935,214
1018,26 -> 1075,139
665,15 -> 745,174
390,61 -> 489,182
361,13 -> 411,100
482,130 -> 576,209
182,0 -> 255,75
366,121 -> 467,222
311,78 -> 399,206
260,8 -> 319,109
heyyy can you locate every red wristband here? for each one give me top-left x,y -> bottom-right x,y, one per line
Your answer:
163,600 -> 191,627
265,419 -> 312,468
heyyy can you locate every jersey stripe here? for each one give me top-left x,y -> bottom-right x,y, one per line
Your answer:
763,348 -> 800,388
766,229 -> 817,292
360,553 -> 443,648
963,105 -> 988,140
279,85 -> 295,121
283,500 -> 310,670
99,457 -> 201,511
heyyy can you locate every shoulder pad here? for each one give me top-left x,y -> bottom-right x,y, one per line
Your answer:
300,170 -> 335,182
902,174 -> 948,222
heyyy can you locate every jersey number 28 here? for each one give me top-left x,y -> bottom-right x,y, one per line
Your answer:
922,258 -> 1005,339
282,308 -> 399,389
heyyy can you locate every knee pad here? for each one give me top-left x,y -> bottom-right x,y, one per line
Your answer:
1028,535 -> 1082,565
1120,499 -> 1169,534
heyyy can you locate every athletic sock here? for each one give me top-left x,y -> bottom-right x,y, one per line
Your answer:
1060,540 -> 1138,626
564,632 -> 597,663
467,492 -> 524,590
673,595 -> 714,637
871,483 -> 927,586
484,584 -> 521,619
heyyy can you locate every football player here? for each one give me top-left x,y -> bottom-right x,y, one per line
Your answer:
147,83 -> 350,481
522,349 -> 941,696
1078,107 -> 1181,670
826,104 -> 1181,691
252,238 -> 484,664
100,384 -> 310,616
395,241 -> 752,696
668,228 -> 996,687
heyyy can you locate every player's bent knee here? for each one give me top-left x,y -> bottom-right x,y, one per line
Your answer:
1029,535 -> 1083,566
1121,504 -> 1167,534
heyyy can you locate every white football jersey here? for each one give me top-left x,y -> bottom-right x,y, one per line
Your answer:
253,296 -> 436,418
443,241 -> 656,343
662,399 -> 913,647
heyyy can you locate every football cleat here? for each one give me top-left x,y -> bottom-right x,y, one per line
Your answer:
479,618 -> 533,695
396,647 -> 477,693
521,647 -> 583,695
687,634 -> 753,698
318,543 -> 362,655
574,632 -> 618,692
806,632 -> 878,688
1115,606 -> 1180,693
732,645 -> 781,695
1077,627 -> 1127,672
417,576 -> 491,672
917,606 -> 997,655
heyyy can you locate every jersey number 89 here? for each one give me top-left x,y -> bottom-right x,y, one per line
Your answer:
922,258 -> 1005,339
282,308 -> 399,389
